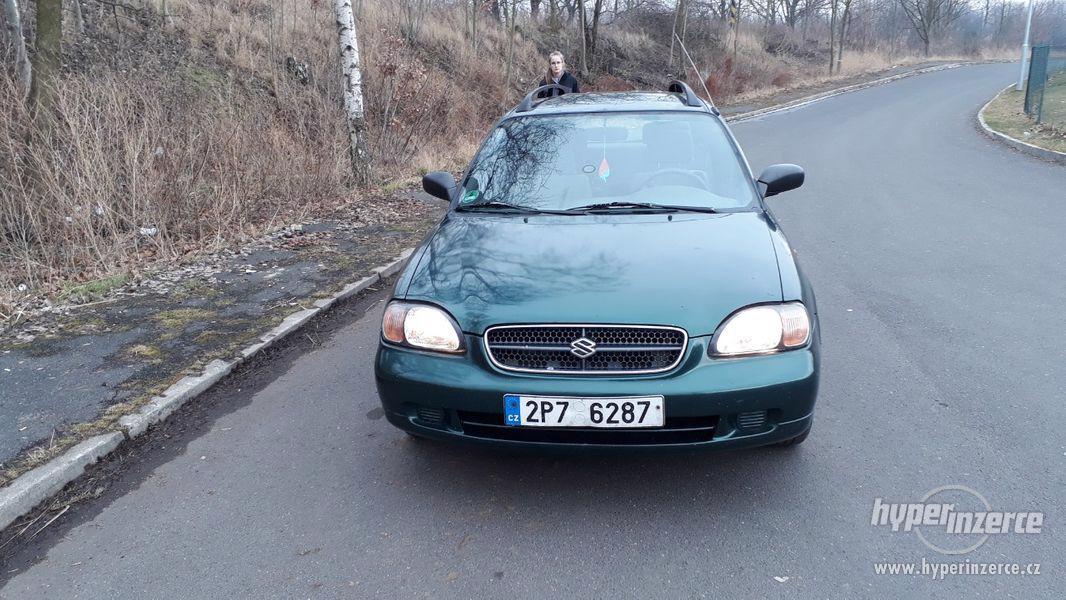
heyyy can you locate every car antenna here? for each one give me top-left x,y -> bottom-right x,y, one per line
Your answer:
672,33 -> 719,114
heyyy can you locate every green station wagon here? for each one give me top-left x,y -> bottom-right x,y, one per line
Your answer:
374,81 -> 819,450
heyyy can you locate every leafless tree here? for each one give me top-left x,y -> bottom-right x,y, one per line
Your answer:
333,0 -> 373,185
669,0 -> 689,76
3,0 -> 31,99
577,0 -> 606,75
462,0 -> 479,49
70,0 -> 85,34
160,0 -> 172,26
401,0 -> 430,41
504,0 -> 518,86
748,0 -> 778,25
897,0 -> 967,56
577,0 -> 588,75
30,0 -> 63,130
834,0 -> 854,72
780,0 -> 803,27
828,0 -> 837,72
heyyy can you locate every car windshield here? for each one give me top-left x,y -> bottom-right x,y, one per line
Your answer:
458,112 -> 757,212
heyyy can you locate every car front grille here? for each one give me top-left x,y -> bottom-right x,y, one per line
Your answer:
484,325 -> 687,375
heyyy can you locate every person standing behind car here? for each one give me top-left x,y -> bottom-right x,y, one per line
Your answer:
536,51 -> 580,97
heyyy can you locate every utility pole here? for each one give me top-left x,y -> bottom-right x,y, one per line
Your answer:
1015,0 -> 1035,91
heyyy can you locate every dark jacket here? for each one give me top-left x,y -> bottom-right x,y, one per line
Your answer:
536,72 -> 580,97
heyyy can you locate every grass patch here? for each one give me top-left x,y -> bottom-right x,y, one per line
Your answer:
1038,72 -> 1066,132
59,274 -> 129,304
154,307 -> 213,329
127,344 -> 163,360
982,87 -> 1066,154
171,279 -> 222,302
381,176 -> 420,194
183,65 -> 226,89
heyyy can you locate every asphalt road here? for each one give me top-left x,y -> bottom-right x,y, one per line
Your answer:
2,62 -> 1062,598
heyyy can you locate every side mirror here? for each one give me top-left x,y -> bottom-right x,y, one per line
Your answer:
422,171 -> 456,202
757,164 -> 805,197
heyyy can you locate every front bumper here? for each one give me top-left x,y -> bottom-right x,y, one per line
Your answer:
374,333 -> 819,452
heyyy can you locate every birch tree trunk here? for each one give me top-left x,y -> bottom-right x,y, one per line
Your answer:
161,0 -> 173,27
30,0 -> 63,131
3,0 -> 31,99
333,0 -> 372,186
71,0 -> 85,34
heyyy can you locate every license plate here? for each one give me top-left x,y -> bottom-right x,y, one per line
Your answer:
503,394 -> 664,428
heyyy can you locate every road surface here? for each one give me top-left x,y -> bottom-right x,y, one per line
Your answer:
2,62 -> 1061,598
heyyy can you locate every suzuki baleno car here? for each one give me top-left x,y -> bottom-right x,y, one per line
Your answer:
374,82 -> 819,451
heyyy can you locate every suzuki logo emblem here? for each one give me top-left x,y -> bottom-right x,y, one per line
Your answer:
569,337 -> 597,358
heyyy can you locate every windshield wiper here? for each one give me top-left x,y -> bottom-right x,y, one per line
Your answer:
457,201 -> 576,215
565,201 -> 717,214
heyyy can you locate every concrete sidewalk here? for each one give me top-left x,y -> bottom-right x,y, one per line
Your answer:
0,190 -> 444,487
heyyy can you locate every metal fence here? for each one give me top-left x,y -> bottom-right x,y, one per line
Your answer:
1024,45 -> 1066,129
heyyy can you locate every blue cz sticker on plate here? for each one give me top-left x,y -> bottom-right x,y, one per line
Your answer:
504,394 -> 521,426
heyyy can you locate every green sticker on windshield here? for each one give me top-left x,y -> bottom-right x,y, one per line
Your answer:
461,190 -> 480,204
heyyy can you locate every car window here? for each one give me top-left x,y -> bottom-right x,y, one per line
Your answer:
459,112 -> 757,211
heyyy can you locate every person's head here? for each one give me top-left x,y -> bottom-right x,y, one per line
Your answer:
547,51 -> 565,80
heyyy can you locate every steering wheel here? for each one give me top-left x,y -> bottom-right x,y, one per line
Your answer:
634,168 -> 708,190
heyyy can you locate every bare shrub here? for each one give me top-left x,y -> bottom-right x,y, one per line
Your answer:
590,74 -> 636,91
0,72 -> 346,301
358,1 -> 541,179
363,29 -> 450,177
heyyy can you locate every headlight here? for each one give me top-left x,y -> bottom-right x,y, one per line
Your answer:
712,302 -> 810,356
381,301 -> 464,353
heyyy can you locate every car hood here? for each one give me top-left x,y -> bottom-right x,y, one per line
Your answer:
402,212 -> 783,337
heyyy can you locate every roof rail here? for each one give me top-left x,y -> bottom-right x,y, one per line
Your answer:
515,84 -> 569,112
668,79 -> 704,108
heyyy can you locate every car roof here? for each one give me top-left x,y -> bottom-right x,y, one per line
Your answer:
502,91 -> 716,120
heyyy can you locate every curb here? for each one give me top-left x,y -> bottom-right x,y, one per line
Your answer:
0,433 -> 123,531
725,63 -> 967,123
977,85 -> 1066,165
0,248 -> 415,532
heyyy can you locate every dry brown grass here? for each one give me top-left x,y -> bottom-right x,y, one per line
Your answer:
1,0 -> 354,309
0,0 -> 548,310
725,42 -> 1014,106
0,68 -> 348,301
359,3 -> 542,179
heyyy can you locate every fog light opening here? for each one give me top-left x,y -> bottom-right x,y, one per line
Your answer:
737,410 -> 768,430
